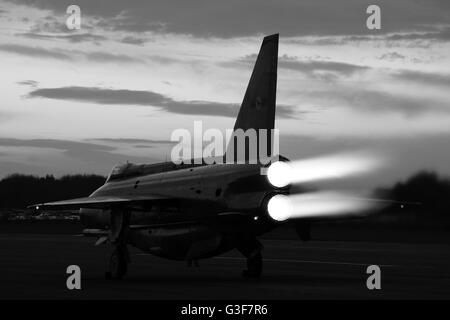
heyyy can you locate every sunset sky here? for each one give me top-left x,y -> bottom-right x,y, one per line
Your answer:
0,0 -> 449,188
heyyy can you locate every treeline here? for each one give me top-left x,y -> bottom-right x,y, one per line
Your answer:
0,174 -> 106,209
1,171 -> 450,221
375,171 -> 450,222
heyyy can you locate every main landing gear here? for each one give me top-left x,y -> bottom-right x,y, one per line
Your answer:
105,245 -> 129,280
237,236 -> 263,278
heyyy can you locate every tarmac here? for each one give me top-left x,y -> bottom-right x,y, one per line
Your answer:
1,230 -> 449,299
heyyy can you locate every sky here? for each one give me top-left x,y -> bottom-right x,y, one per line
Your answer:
0,0 -> 449,189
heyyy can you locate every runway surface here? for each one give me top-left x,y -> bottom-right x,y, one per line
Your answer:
1,232 -> 450,299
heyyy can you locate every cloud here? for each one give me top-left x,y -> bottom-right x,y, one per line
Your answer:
0,112 -> 14,124
148,55 -> 185,65
13,10 -> 107,43
17,80 -> 38,87
385,28 -> 450,42
0,137 -> 162,163
120,36 -> 147,45
87,138 -> 175,145
0,138 -> 115,153
0,160 -> 54,179
7,0 -> 450,39
85,51 -> 144,63
286,26 -> 450,47
296,87 -> 450,116
27,86 -> 297,118
392,70 -> 450,88
0,138 -> 160,178
0,44 -> 72,60
343,28 -> 450,43
379,52 -> 406,61
222,55 -> 369,80
27,13 -> 73,34
278,56 -> 369,76
0,43 -> 144,64
133,145 -> 154,149
19,32 -> 107,43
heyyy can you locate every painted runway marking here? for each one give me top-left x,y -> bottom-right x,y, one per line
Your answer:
262,240 -> 449,253
213,256 -> 398,267
135,253 -> 397,267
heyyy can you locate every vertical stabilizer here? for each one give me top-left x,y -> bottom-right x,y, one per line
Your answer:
225,34 -> 279,163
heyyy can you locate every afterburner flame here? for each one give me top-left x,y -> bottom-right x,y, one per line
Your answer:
267,152 -> 384,188
285,191 -> 380,219
267,161 -> 292,188
267,194 -> 292,221
267,191 -> 382,221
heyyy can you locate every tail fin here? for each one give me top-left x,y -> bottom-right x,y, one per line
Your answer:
225,33 -> 279,163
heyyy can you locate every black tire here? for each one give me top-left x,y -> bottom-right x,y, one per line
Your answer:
242,252 -> 262,278
107,248 -> 128,280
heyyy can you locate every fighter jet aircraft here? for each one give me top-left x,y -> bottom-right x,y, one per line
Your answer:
31,34 -> 386,279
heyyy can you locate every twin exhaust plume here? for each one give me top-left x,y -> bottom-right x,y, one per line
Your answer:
265,152 -> 387,221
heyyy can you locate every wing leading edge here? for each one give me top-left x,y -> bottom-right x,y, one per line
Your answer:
28,194 -> 168,210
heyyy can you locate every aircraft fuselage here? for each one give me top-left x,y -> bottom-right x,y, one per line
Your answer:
80,162 -> 287,260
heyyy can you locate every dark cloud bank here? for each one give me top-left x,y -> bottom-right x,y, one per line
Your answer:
7,0 -> 450,39
27,86 -> 296,118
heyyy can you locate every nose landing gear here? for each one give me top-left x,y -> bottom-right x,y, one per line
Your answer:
105,209 -> 130,280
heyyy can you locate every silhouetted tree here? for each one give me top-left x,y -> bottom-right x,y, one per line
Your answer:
375,171 -> 450,221
0,174 -> 106,209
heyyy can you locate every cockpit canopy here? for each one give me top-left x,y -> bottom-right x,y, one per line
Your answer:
106,162 -> 143,182
106,161 -> 203,182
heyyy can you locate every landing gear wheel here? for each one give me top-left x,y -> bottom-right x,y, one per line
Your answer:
105,247 -> 128,280
237,236 -> 263,278
242,252 -> 262,279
